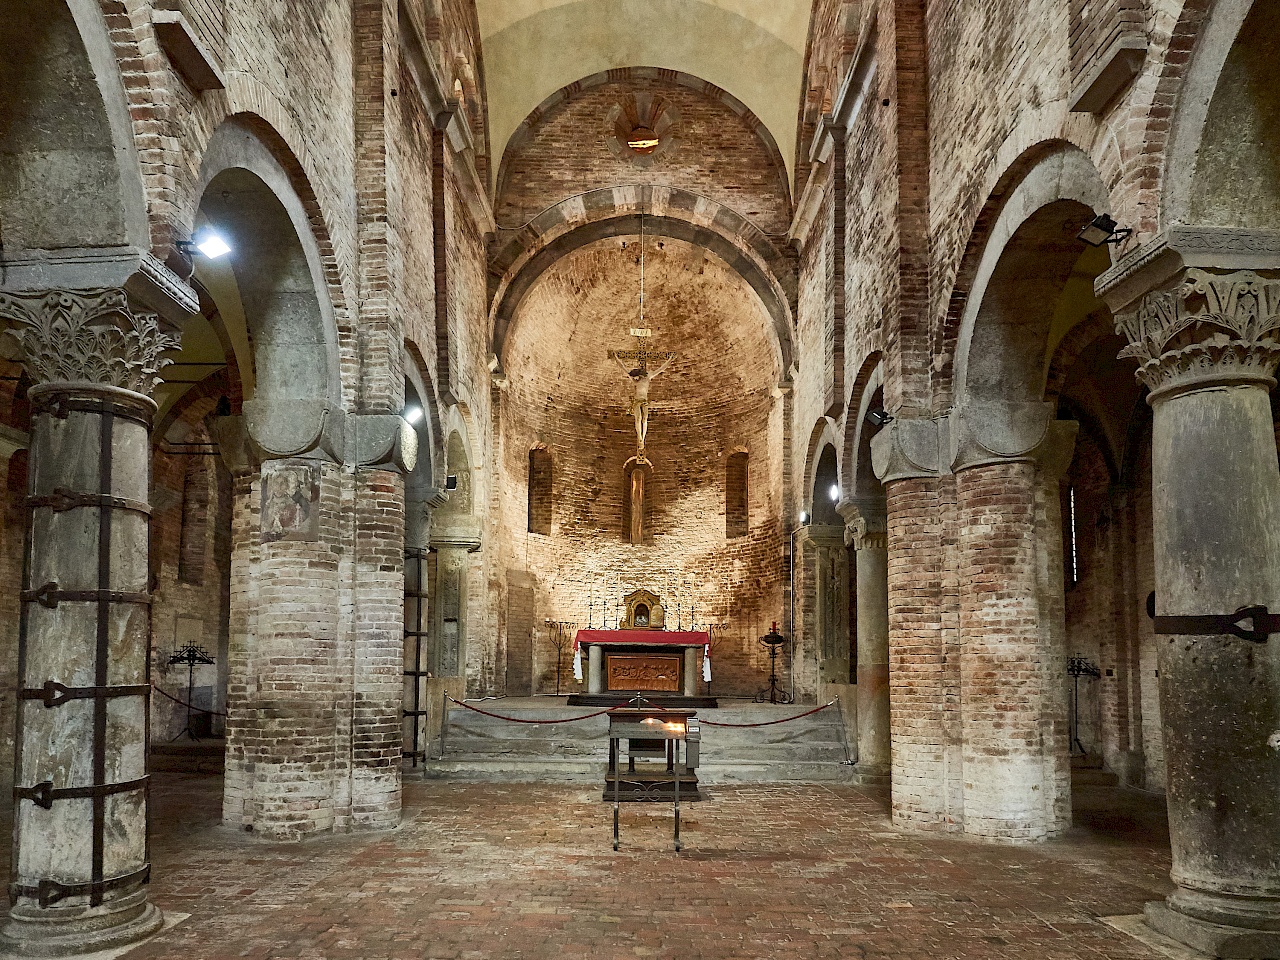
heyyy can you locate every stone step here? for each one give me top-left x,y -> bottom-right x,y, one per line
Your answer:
438,737 -> 847,762
412,757 -> 859,784
424,698 -> 854,784
1072,766 -> 1121,787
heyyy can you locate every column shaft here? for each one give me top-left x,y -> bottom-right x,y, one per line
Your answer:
956,460 -> 1069,841
5,387 -> 162,953
855,537 -> 890,775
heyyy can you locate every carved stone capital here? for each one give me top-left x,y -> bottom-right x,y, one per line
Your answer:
351,414 -> 418,472
837,497 -> 886,550
243,398 -> 345,463
1115,268 -> 1280,402
0,288 -> 179,396
870,416 -> 945,484
949,402 -> 1078,478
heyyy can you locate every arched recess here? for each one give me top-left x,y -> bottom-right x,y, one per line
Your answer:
943,144 -> 1121,842
194,118 -> 345,458
1161,0 -> 1273,227
495,65 -> 790,203
0,0 -> 149,256
841,353 -> 884,502
490,190 -> 795,380
800,417 -> 839,520
953,145 -> 1113,413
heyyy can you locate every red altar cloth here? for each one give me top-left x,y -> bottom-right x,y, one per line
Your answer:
574,629 -> 709,649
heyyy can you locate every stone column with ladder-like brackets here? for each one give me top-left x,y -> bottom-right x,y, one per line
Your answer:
1098,227 -> 1280,959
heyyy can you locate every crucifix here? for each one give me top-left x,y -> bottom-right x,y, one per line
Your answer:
609,332 -> 674,458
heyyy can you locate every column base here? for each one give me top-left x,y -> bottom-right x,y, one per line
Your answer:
1146,901 -> 1280,959
0,892 -> 163,958
852,762 -> 890,786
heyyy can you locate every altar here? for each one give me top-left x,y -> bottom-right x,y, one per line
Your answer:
575,629 -> 709,697
570,589 -> 710,702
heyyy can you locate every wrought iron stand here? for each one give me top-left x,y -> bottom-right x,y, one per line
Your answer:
168,643 -> 215,742
755,625 -> 793,704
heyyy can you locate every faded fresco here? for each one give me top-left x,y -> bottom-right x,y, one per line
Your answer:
261,462 -> 320,543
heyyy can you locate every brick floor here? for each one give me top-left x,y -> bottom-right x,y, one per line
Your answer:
5,775 -> 1174,960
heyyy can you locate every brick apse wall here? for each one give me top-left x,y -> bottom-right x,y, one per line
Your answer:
494,238 -> 788,698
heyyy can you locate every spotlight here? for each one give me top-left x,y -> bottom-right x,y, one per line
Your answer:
798,510 -> 810,524
866,409 -> 894,427
1078,214 -> 1131,248
403,405 -> 424,426
177,230 -> 232,259
829,483 -> 840,503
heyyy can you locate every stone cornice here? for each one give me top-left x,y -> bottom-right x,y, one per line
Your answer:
0,288 -> 180,396
0,248 -> 197,323
1096,226 -> 1280,315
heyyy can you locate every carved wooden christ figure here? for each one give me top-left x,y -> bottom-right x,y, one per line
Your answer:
610,349 -> 674,454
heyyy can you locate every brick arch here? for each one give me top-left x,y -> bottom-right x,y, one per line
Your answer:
1159,0 -> 1271,227
495,66 -> 790,204
179,73 -> 358,321
185,110 -> 357,410
801,417 -> 840,518
404,341 -> 445,491
1,0 -> 153,254
939,141 -> 1112,412
1148,0 -> 1257,229
841,352 -> 884,501
489,186 -> 795,377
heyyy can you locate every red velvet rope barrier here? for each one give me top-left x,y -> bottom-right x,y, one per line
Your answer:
151,683 -> 229,717
447,696 -> 621,724
697,699 -> 838,728
447,695 -> 839,729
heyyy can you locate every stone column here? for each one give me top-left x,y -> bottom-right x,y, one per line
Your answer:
1109,265 -> 1280,957
588,644 -> 603,695
0,289 -> 178,956
845,507 -> 890,778
951,406 -> 1076,842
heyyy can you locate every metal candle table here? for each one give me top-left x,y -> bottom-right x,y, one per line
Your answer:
606,707 -> 701,851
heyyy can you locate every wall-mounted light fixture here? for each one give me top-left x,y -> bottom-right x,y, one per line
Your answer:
798,510 -> 810,524
1077,214 -> 1132,247
177,230 -> 232,259
403,404 -> 424,426
828,483 -> 840,503
866,409 -> 894,427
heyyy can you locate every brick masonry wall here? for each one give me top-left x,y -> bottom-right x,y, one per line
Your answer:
495,75 -> 792,236
495,237 -> 788,699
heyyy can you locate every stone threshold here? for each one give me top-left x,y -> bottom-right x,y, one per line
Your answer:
1103,914 -> 1210,960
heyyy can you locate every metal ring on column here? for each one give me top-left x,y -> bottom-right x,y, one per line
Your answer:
9,867 -> 152,909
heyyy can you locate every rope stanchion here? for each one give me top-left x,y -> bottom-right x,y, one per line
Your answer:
151,683 -> 228,718
698,698 -> 839,728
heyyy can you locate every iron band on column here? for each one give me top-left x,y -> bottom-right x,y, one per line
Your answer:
21,681 -> 151,708
9,867 -> 152,910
